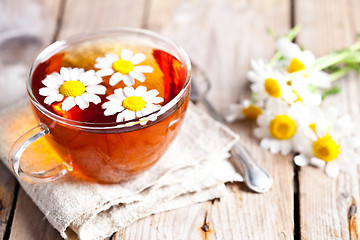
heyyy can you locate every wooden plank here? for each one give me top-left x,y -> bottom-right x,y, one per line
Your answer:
295,0 -> 360,239
2,0 -> 63,239
115,0 -> 295,239
0,162 -> 17,240
58,0 -> 147,39
8,189 -> 62,240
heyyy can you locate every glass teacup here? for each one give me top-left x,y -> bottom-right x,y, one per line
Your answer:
9,28 -> 191,184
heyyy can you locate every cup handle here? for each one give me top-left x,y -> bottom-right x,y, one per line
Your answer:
9,123 -> 72,183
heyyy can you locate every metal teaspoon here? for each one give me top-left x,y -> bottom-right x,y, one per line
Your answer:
190,65 -> 273,193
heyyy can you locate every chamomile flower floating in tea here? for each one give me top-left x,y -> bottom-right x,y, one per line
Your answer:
95,49 -> 153,87
247,59 -> 296,104
39,67 -> 106,111
102,86 -> 164,123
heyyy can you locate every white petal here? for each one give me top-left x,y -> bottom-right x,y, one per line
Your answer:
136,110 -> 143,117
44,94 -> 63,105
247,71 -> 258,82
315,119 -> 329,137
121,49 -> 133,61
60,67 -> 71,81
294,155 -> 309,166
145,103 -> 161,112
47,72 -> 62,81
255,114 -> 268,128
325,162 -> 340,178
113,88 -> 126,99
143,89 -> 159,102
151,97 -> 164,104
75,95 -> 89,110
81,73 -> 102,86
104,106 -> 124,116
39,87 -> 59,96
269,140 -> 281,154
95,62 -> 110,69
130,53 -> 146,65
277,37 -> 301,59
141,107 -> 152,116
71,68 -> 84,80
82,93 -> 101,105
96,68 -> 114,77
116,110 -> 128,122
86,85 -> 106,95
310,157 -> 326,168
109,72 -> 123,86
134,86 -> 147,96
123,75 -> 135,86
95,57 -> 111,69
106,53 -> 119,62
300,50 -> 315,67
62,97 -> 76,111
280,141 -> 292,155
124,110 -> 136,121
129,71 -> 145,82
133,65 -> 153,73
345,138 -> 360,149
309,71 -> 331,88
42,78 -> 62,88
106,96 -> 123,105
223,107 -> 244,122
260,138 -> 271,151
124,87 -> 135,97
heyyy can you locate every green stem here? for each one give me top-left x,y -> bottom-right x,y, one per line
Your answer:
349,40 -> 360,51
330,66 -> 352,81
312,40 -> 360,66
285,50 -> 355,81
269,24 -> 302,66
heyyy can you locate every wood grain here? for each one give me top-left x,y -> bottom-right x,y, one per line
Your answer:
0,162 -> 17,240
9,189 -> 62,240
3,0 -> 63,239
58,0 -> 147,39
295,0 -> 360,239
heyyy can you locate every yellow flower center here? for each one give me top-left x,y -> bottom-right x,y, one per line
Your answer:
113,59 -> 134,75
313,135 -> 340,162
269,115 -> 297,140
122,96 -> 146,112
59,80 -> 86,97
264,78 -> 281,98
288,58 -> 305,73
242,105 -> 262,120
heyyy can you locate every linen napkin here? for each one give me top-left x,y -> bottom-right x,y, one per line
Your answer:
0,100 -> 243,240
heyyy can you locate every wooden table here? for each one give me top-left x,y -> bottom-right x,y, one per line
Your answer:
1,0 -> 359,239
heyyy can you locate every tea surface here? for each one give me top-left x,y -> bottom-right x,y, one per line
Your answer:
31,37 -> 188,123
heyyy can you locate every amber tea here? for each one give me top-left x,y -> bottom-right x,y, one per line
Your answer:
9,29 -> 191,183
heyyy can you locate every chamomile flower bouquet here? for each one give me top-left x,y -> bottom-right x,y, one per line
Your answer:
225,25 -> 360,178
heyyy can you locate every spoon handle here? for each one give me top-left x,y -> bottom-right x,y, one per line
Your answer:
199,96 -> 273,193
